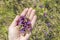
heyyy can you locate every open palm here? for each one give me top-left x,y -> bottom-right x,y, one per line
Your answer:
9,8 -> 37,40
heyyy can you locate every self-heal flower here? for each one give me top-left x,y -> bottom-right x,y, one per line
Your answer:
44,13 -> 47,17
17,16 -> 32,34
46,22 -> 51,27
20,28 -> 25,33
26,21 -> 31,26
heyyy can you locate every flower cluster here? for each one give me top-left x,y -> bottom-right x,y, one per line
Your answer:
17,16 -> 32,33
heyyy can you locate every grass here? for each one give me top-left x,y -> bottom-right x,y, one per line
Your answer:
0,0 -> 60,40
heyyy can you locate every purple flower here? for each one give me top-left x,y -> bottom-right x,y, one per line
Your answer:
20,28 -> 25,33
20,30 -> 25,33
23,24 -> 27,27
28,27 -> 32,31
20,16 -> 26,20
46,22 -> 51,27
39,5 -> 44,8
44,13 -> 47,17
26,21 -> 31,26
19,17 -> 24,20
18,16 -> 32,33
19,20 -> 23,24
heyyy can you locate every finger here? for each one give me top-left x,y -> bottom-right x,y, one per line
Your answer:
20,8 -> 28,16
26,8 -> 32,17
9,15 -> 20,40
29,10 -> 35,20
10,15 -> 20,27
31,15 -> 37,28
24,15 -> 37,39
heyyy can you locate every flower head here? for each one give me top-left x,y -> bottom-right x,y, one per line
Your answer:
17,16 -> 32,33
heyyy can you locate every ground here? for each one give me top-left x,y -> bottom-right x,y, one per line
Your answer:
0,0 -> 60,40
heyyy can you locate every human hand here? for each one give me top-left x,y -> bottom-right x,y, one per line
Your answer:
8,8 -> 37,40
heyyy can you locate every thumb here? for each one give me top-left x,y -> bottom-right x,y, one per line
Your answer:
10,15 -> 20,27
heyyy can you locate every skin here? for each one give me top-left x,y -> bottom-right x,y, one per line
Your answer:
9,8 -> 37,40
